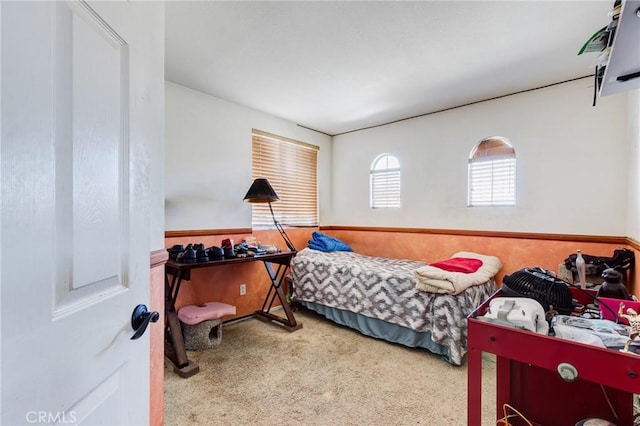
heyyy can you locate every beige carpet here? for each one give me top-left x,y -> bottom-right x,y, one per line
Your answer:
164,308 -> 497,425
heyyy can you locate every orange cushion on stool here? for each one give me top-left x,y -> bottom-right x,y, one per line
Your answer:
178,302 -> 236,325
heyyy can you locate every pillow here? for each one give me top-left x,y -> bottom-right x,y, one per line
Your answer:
429,257 -> 483,273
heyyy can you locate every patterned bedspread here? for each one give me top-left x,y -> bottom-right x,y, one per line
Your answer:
290,248 -> 498,365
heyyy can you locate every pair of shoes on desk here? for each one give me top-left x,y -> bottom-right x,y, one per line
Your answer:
206,246 -> 224,261
170,243 -> 204,263
176,246 -> 197,263
196,247 -> 209,262
189,243 -> 209,263
167,244 -> 184,261
172,243 -> 266,261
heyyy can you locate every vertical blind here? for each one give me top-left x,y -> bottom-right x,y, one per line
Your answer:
468,137 -> 516,206
251,129 -> 319,227
370,154 -> 401,208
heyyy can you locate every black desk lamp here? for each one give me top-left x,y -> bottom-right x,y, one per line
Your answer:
243,178 -> 296,252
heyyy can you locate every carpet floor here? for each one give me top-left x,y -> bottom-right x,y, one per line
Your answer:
164,308 -> 497,425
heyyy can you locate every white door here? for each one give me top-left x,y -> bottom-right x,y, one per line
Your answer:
1,1 -> 163,424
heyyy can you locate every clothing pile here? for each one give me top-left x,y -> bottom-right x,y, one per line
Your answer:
414,251 -> 502,295
307,232 -> 353,252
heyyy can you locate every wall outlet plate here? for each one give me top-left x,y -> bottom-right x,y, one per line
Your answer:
240,284 -> 246,295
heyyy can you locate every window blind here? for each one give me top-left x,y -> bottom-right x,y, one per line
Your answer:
251,130 -> 319,227
468,137 -> 516,207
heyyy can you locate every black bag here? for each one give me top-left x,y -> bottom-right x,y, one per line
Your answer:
563,248 -> 634,276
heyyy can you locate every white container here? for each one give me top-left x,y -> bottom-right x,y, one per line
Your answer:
575,249 -> 587,288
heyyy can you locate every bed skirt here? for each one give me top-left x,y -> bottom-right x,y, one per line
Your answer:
298,301 -> 453,362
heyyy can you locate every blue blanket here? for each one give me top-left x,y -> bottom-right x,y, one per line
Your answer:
308,232 -> 353,252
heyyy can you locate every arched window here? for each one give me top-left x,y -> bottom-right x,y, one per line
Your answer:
468,137 -> 516,206
370,153 -> 400,208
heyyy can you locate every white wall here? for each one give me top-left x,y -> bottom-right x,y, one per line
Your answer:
628,90 -> 640,241
165,81 -> 332,231
148,5 -> 166,250
330,78 -> 630,236
165,79 -> 636,238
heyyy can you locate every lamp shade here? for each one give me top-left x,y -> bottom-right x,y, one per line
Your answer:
243,178 -> 280,203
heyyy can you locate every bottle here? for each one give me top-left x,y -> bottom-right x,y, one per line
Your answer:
575,249 -> 587,288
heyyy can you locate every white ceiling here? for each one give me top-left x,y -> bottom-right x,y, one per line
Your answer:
165,1 -> 611,136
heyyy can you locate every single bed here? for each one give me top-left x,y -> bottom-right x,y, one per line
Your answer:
290,248 -> 499,365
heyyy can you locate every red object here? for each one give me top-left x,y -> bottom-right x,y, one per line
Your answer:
467,288 -> 636,426
599,297 -> 640,325
429,257 -> 483,273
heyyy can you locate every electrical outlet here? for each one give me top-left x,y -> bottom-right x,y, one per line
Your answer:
239,284 -> 246,295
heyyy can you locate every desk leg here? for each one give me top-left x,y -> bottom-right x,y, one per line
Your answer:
467,346 -> 483,426
164,270 -> 199,378
254,261 -> 303,332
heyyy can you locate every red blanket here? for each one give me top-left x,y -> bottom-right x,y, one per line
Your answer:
429,257 -> 483,273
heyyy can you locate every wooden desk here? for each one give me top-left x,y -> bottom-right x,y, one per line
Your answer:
164,251 -> 302,378
467,289 -> 638,426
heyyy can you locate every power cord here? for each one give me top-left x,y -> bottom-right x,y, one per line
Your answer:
600,384 -> 619,423
535,267 -> 621,323
496,403 -> 533,426
494,392 -> 621,426
567,280 -> 621,323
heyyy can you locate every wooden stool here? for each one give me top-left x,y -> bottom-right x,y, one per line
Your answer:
178,302 -> 236,351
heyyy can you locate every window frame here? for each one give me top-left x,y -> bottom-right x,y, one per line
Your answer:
467,136 -> 516,207
370,153 -> 401,209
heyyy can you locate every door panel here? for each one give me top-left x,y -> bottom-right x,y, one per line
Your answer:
67,2 -> 126,292
67,368 -> 125,425
53,1 -> 129,315
1,1 -> 163,424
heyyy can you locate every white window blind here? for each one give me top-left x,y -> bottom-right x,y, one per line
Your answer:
468,137 -> 516,207
370,154 -> 401,208
251,129 -> 318,227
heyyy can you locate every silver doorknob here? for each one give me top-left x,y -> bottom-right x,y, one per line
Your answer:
130,304 -> 159,340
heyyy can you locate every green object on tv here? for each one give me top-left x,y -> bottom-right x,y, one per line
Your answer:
578,26 -> 609,55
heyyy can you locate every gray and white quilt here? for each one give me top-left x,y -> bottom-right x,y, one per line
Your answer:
290,248 -> 498,365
